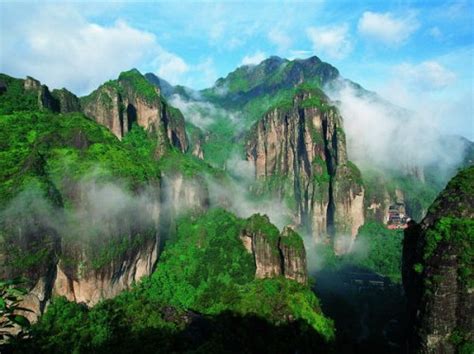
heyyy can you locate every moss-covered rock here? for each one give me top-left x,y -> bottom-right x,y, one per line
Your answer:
403,166 -> 474,353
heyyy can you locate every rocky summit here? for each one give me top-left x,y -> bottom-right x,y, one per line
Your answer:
0,51 -> 472,353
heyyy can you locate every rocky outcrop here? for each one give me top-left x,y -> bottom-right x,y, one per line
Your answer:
52,237 -> 158,307
402,166 -> 474,354
279,226 -> 308,283
246,88 -> 364,250
240,214 -> 308,284
18,236 -> 159,322
0,74 -> 82,114
162,173 -> 210,214
51,88 -> 81,113
23,76 -> 60,112
3,171 -> 212,324
81,69 -> 188,155
192,139 -> 205,160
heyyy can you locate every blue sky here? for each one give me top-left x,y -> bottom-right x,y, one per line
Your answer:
1,0 -> 473,137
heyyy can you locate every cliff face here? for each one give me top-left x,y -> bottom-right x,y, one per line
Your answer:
0,109 -> 160,322
19,236 -> 159,322
81,69 -> 188,155
402,166 -> 474,354
51,88 -> 81,113
240,214 -> 308,284
246,89 -> 364,250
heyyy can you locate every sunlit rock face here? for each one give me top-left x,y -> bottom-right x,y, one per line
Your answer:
18,237 -> 159,322
81,69 -> 188,156
402,167 -> 474,354
240,214 -> 308,284
1,183 -> 163,322
246,89 -> 364,250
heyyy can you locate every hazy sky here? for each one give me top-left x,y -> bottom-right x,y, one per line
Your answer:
1,0 -> 473,137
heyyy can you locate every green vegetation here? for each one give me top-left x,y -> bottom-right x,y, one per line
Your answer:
313,222 -> 403,283
0,111 -> 162,276
0,112 -> 160,204
158,147 -> 220,178
424,217 -> 474,287
0,74 -> 40,115
346,222 -> 404,283
9,209 -> 334,353
118,69 -> 159,103
245,213 -> 280,246
81,69 -> 161,109
346,161 -> 363,185
0,278 -> 31,342
202,56 -> 337,111
428,166 -> 474,216
312,156 -> 331,186
280,227 -> 305,251
202,118 -> 241,168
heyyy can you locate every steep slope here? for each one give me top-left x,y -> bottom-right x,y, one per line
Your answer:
402,166 -> 473,353
240,214 -> 308,283
0,71 -> 220,323
11,209 -> 333,353
81,69 -> 188,155
246,85 -> 364,251
0,111 -> 166,321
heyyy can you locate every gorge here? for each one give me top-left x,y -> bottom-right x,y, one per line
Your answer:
0,53 -> 472,353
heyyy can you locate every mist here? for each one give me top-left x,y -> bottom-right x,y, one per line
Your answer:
326,79 -> 469,178
168,93 -> 243,132
0,178 -> 162,248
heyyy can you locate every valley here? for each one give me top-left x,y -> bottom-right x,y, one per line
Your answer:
0,53 -> 472,353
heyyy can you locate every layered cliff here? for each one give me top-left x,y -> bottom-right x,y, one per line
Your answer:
0,111 -> 166,321
81,69 -> 188,155
239,214 -> 308,284
246,86 -> 364,250
402,166 -> 474,353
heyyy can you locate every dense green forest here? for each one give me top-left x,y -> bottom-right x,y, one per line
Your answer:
8,209 -> 334,353
1,53 -> 471,354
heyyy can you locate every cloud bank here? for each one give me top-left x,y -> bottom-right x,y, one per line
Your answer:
357,11 -> 419,46
306,24 -> 352,60
327,79 -> 468,176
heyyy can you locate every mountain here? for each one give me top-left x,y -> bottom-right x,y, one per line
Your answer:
144,55 -> 472,246
402,166 -> 473,353
81,69 -> 188,155
246,85 -> 364,251
0,74 -> 80,115
1,53 -> 472,352
202,56 -> 338,108
0,70 -> 335,353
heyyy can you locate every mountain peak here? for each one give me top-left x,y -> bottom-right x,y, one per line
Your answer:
118,68 -> 143,80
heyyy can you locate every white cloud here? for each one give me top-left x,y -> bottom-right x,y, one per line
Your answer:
288,50 -> 313,60
153,51 -> 190,85
0,3 -> 208,94
394,61 -> 456,89
0,4 -> 162,95
327,80 -> 468,175
306,24 -> 352,60
268,28 -> 292,52
357,11 -> 419,46
241,51 -> 267,66
168,94 -> 243,132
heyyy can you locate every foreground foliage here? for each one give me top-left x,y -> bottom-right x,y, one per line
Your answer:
9,209 -> 334,353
